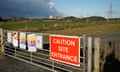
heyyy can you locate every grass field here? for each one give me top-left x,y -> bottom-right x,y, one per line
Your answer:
0,20 -> 120,35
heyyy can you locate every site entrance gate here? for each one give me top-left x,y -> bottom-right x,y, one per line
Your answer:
0,29 -> 92,72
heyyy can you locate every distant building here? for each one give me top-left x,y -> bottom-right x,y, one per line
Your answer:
49,15 -> 62,19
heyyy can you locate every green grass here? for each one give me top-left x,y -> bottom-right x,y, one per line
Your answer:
0,20 -> 120,35
0,20 -> 102,30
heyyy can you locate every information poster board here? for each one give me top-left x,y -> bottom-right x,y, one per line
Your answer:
12,31 -> 18,47
19,32 -> 26,49
36,35 -> 43,50
27,34 -> 36,52
7,32 -> 12,43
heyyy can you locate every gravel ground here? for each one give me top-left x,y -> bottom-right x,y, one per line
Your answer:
0,56 -> 51,72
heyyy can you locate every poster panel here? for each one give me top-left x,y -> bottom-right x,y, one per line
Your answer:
7,32 -> 12,43
12,31 -> 18,47
27,34 -> 36,52
36,35 -> 43,50
19,32 -> 26,49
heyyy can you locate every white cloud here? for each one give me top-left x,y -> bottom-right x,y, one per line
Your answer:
49,2 -> 55,9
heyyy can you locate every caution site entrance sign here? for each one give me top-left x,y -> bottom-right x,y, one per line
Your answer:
50,35 -> 80,66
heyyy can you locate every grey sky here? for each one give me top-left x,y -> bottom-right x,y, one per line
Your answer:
0,0 -> 60,18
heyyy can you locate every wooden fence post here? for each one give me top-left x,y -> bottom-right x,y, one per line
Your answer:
0,28 -> 4,55
93,37 -> 100,72
87,37 -> 92,72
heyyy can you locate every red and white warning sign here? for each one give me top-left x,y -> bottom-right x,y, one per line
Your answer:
50,35 -> 80,66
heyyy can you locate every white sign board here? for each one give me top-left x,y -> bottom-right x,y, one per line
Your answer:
12,31 -> 18,47
27,34 -> 36,52
7,32 -> 12,43
19,32 -> 26,49
36,35 -> 43,50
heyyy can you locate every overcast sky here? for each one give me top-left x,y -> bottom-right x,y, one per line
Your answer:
0,0 -> 60,19
0,0 -> 120,19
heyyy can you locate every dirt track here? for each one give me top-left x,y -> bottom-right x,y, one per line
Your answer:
0,56 -> 50,72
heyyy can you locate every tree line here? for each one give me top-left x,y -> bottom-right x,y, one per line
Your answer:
0,16 -> 120,22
